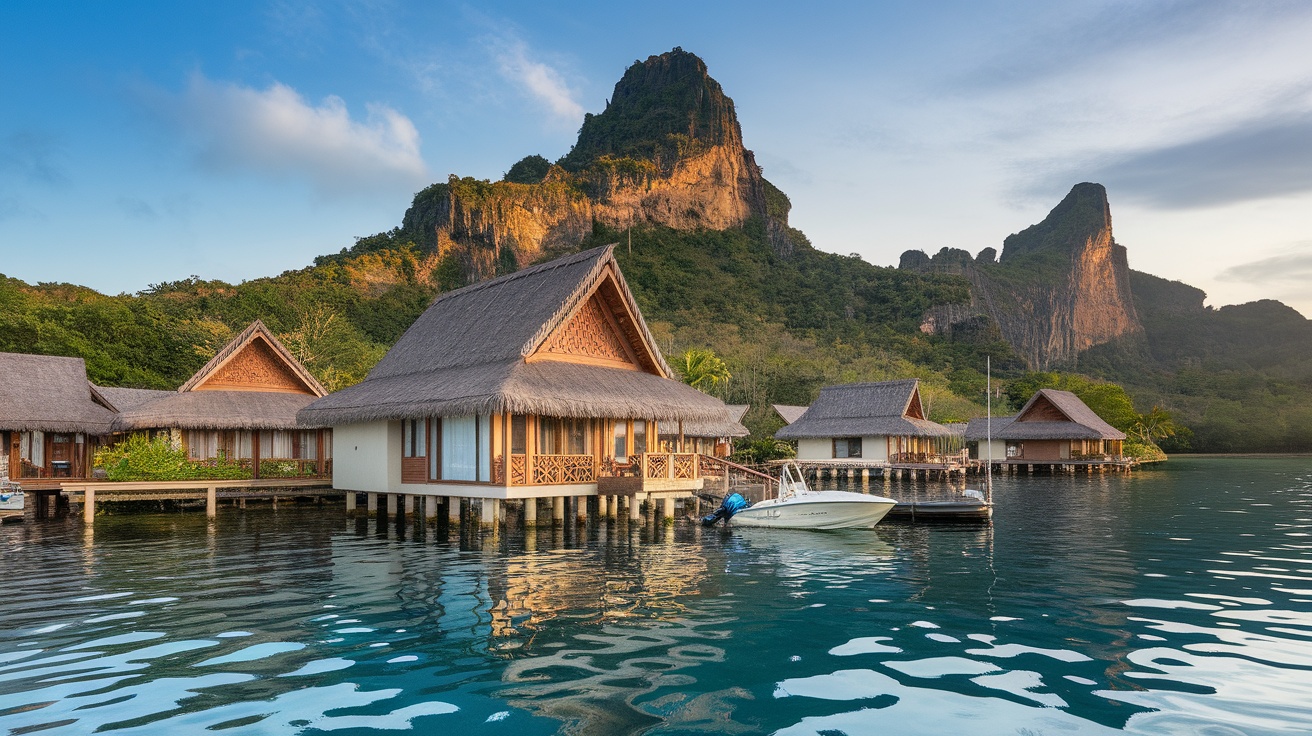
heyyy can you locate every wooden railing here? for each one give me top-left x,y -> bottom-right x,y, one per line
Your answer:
530,454 -> 595,485
640,452 -> 700,480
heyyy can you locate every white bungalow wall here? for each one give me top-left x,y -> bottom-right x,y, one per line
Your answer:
795,436 -> 890,463
332,420 -> 399,492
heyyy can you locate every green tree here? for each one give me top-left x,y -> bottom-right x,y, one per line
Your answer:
673,347 -> 731,391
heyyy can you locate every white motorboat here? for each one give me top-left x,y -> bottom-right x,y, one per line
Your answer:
0,481 -> 24,516
705,463 -> 896,530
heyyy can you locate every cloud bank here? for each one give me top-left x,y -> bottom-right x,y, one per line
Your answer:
158,74 -> 429,196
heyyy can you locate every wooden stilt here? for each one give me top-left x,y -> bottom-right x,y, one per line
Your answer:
524,497 -> 537,526
345,492 -> 357,512
206,486 -> 216,518
83,488 -> 95,525
553,496 -> 565,523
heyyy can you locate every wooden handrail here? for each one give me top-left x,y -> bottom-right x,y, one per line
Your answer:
698,454 -> 777,488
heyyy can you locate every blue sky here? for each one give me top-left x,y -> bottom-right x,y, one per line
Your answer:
2,1 -> 1311,315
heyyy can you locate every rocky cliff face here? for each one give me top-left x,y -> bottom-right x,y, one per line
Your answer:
904,183 -> 1143,369
401,48 -> 775,283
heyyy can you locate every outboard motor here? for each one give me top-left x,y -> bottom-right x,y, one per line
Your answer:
701,492 -> 750,527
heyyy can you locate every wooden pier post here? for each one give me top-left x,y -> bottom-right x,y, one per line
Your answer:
424,496 -> 438,521
524,497 -> 537,526
598,494 -> 609,518
345,492 -> 357,513
480,499 -> 495,525
403,494 -> 415,517
367,492 -> 378,514
448,497 -> 461,524
660,496 -> 675,524
206,486 -> 217,518
552,496 -> 565,523
83,487 -> 95,525
386,493 -> 398,517
628,494 -> 641,521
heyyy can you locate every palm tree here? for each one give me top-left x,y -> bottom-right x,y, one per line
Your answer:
673,348 -> 731,391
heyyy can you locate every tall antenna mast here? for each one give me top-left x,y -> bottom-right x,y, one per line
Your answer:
986,355 -> 993,504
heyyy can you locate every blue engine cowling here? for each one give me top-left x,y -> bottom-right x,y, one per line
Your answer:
701,493 -> 750,527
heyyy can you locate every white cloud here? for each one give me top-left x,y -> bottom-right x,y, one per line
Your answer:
491,38 -> 584,125
160,74 -> 428,196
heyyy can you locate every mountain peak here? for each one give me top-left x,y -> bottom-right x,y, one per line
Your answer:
558,48 -> 744,172
1001,182 -> 1112,263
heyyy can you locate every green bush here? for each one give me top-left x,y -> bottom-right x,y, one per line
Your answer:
94,434 -> 250,481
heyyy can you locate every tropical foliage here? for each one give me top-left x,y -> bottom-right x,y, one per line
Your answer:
94,434 -> 249,481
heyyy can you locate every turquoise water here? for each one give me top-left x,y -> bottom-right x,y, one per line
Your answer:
2,456 -> 1311,735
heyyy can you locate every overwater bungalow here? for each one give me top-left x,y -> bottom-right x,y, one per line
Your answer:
971,389 -> 1125,464
297,245 -> 732,520
0,353 -> 117,483
774,380 -> 957,467
99,320 -> 333,479
676,404 -> 749,457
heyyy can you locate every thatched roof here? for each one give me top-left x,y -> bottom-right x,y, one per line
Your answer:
775,380 -> 953,439
0,353 -> 118,433
773,404 -> 809,425
99,320 -> 328,432
180,320 -> 326,396
111,391 -> 323,431
993,389 -> 1125,441
682,404 -> 750,439
299,245 -> 730,425
964,415 -> 1016,440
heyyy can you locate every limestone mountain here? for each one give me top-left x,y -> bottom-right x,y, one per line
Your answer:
902,183 -> 1142,369
396,48 -> 782,283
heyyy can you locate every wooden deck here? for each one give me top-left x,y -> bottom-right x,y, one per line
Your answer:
60,478 -> 338,524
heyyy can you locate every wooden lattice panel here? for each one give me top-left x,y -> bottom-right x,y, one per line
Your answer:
673,454 -> 697,479
540,297 -> 633,364
645,454 -> 669,479
197,339 -> 313,393
510,455 -> 527,485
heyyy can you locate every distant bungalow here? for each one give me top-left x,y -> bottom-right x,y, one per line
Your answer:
1,353 -> 117,483
0,321 -> 332,488
965,389 -> 1126,464
678,404 -> 749,457
298,245 -> 731,520
775,380 -> 955,465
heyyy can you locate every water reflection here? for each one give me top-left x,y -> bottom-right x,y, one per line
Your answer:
1,458 -> 1311,734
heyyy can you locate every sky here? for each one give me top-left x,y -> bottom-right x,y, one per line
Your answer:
2,0 -> 1310,316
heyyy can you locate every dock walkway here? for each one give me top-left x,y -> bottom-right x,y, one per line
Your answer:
60,479 -> 338,524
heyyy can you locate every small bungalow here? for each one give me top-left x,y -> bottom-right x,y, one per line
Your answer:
674,404 -> 749,457
775,380 -> 955,464
1,353 -> 117,482
974,389 -> 1125,463
297,245 -> 732,507
772,404 -> 808,426
98,320 -> 334,478
963,415 -> 1014,464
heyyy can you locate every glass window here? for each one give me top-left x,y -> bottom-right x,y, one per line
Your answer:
613,421 -> 628,462
632,420 -> 647,456
322,430 -> 333,460
403,419 -> 426,458
441,416 -> 478,481
294,431 -> 317,460
833,437 -> 862,459
236,431 -> 254,460
566,418 -> 589,455
539,417 -> 560,455
478,415 -> 491,482
185,430 -> 217,460
510,415 -> 526,454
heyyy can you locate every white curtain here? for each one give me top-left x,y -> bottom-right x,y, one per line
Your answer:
186,430 -> 218,460
442,416 -> 478,481
21,431 -> 44,465
270,431 -> 293,458
478,415 -> 490,482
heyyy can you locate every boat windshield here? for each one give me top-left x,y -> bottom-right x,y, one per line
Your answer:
778,462 -> 811,499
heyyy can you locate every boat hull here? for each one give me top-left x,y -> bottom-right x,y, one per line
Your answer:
731,491 -> 896,530
0,492 -> 23,512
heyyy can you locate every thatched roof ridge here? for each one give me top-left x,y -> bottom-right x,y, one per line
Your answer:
773,404 -> 809,425
775,380 -> 953,439
179,319 -> 326,397
996,389 -> 1126,440
0,352 -> 118,433
365,245 -> 670,381
112,391 -> 325,431
301,245 -> 725,425
964,415 -> 1017,440
95,386 -> 173,412
682,404 -> 750,439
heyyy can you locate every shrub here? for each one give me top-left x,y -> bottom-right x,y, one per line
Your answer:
94,434 -> 251,481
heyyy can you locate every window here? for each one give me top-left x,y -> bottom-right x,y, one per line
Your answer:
294,431 -> 317,460
434,415 -> 490,482
185,430 -> 218,460
510,416 -> 526,454
539,417 -> 561,455
613,421 -> 628,462
403,419 -> 426,458
632,420 -> 647,456
833,437 -> 862,459
565,418 -> 589,455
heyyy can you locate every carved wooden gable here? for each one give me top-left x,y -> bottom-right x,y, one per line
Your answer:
906,388 -> 926,420
193,338 -> 316,394
1019,395 -> 1068,423
538,294 -> 637,367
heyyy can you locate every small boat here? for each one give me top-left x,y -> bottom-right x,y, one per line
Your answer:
1,481 -> 24,522
703,462 -> 896,530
